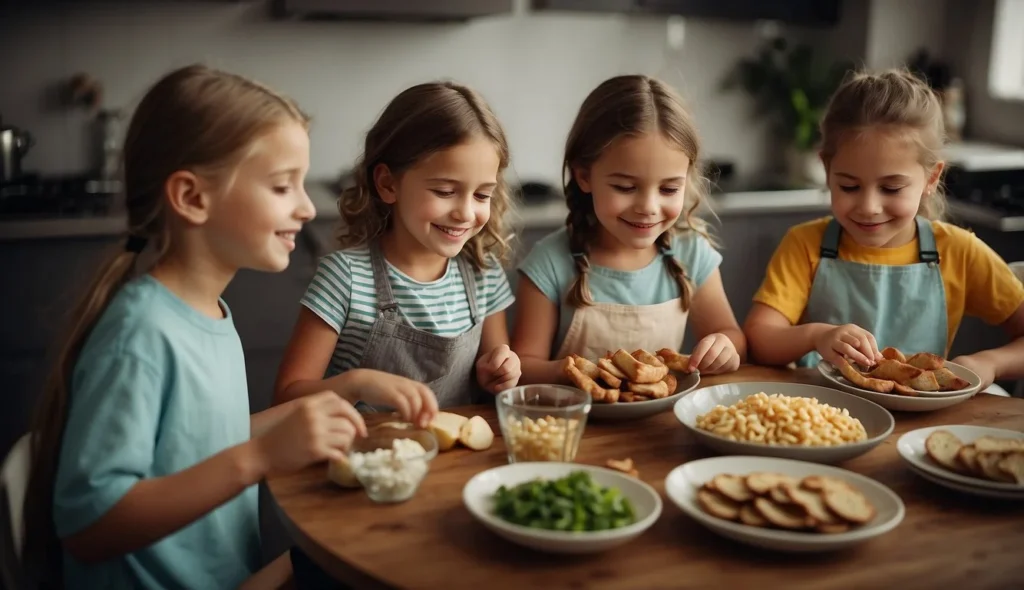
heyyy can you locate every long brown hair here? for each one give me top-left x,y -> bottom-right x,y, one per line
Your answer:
22,64 -> 307,587
337,81 -> 513,269
819,68 -> 948,220
563,74 -> 712,310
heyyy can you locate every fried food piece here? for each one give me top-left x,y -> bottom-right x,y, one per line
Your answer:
606,457 -> 634,473
597,357 -> 627,380
837,360 -> 895,393
906,370 -> 940,392
657,348 -> 694,374
611,348 -> 668,384
631,349 -> 666,367
880,347 -> 906,362
906,352 -> 944,371
892,382 -> 918,396
868,358 -> 923,383
627,379 -> 670,399
932,367 -> 970,391
569,354 -> 600,379
564,358 -> 620,403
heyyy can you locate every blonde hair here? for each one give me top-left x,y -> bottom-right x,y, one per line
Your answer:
22,64 -> 308,587
337,81 -> 513,269
564,74 -> 712,310
819,68 -> 948,220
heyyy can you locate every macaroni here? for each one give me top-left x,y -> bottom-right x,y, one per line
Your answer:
695,392 -> 867,446
504,415 -> 582,462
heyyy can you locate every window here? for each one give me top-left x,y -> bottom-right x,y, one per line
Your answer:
988,0 -> 1024,100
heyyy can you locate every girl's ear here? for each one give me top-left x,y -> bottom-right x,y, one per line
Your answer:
164,170 -> 210,225
573,166 -> 593,193
925,160 -> 945,195
373,163 -> 398,204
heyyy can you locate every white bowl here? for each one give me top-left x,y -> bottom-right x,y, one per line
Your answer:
817,361 -> 981,410
905,463 -> 1024,500
589,371 -> 700,421
674,382 -> 894,464
462,462 -> 662,554
897,425 -> 1024,495
664,456 -> 905,552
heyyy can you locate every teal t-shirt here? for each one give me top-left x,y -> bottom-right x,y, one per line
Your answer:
518,228 -> 723,353
53,274 -> 260,590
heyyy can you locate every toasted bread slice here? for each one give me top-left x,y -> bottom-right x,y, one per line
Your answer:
906,352 -> 944,371
712,474 -> 754,503
746,472 -> 798,495
800,475 -> 850,492
754,497 -> 809,529
973,436 -> 1024,453
816,523 -> 851,534
998,452 -> 1024,485
925,430 -> 965,472
958,444 -> 980,475
783,483 -> 840,525
822,485 -> 876,524
880,347 -> 907,362
977,452 -> 1016,483
697,489 -> 741,520
739,503 -> 769,527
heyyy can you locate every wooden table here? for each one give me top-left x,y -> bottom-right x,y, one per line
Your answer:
267,366 -> 1024,589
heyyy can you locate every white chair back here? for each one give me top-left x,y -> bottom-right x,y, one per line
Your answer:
1,434 -> 32,589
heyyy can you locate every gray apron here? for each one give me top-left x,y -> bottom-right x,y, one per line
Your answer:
798,216 -> 948,367
356,242 -> 485,408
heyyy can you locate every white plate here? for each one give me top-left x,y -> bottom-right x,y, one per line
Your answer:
897,425 -> 1024,492
674,382 -> 894,464
906,463 -> 1024,500
589,371 -> 700,421
664,456 -> 905,552
817,361 -> 978,412
462,462 -> 662,554
818,360 -> 981,398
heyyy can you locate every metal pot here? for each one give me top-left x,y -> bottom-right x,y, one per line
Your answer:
1,120 -> 34,183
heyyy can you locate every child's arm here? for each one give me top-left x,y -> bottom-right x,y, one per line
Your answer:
62,391 -> 363,564
686,269 -> 746,373
510,276 -> 569,385
274,309 -> 437,427
953,302 -> 1024,388
744,304 -> 881,367
475,311 -> 522,394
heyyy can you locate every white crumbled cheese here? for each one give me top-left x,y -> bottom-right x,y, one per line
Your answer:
349,439 -> 429,502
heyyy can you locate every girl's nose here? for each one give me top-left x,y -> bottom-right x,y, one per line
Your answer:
635,188 -> 659,215
295,187 -> 316,222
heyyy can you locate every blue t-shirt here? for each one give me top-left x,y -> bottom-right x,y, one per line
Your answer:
53,275 -> 260,590
518,228 -> 723,353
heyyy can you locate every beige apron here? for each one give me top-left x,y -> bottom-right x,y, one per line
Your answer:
555,297 -> 689,361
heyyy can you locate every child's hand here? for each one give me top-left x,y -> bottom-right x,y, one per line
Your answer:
254,392 -> 367,473
814,324 -> 883,368
689,333 -> 741,375
950,353 -> 997,391
476,344 -> 521,393
352,370 -> 439,429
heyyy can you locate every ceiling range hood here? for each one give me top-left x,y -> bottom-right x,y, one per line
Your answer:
271,0 -> 514,22
531,0 -> 842,26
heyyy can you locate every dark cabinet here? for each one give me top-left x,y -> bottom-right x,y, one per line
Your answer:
532,0 -> 842,25
271,0 -> 514,21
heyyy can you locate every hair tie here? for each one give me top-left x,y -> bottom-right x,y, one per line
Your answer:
659,244 -> 673,259
571,251 -> 586,259
125,235 -> 148,254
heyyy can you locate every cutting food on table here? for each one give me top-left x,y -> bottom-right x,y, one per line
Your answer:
510,75 -> 747,388
742,70 -> 1024,392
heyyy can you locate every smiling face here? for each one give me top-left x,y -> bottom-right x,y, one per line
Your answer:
205,121 -> 315,272
378,135 -> 500,261
575,132 -> 691,252
826,126 -> 943,248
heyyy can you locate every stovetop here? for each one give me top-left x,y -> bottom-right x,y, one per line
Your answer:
0,174 -> 122,220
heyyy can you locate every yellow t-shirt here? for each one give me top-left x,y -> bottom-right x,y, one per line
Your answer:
753,217 -> 1024,352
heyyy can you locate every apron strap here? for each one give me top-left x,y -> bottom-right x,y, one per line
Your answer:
455,255 -> 480,324
368,241 -> 400,317
820,218 -> 843,259
916,216 -> 940,263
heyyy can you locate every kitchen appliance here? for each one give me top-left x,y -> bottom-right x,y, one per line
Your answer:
944,142 -> 1024,232
0,119 -> 34,184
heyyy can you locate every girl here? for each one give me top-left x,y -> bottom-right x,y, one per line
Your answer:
274,82 -> 521,410
512,75 -> 746,384
744,69 -> 1024,389
22,65 -> 432,590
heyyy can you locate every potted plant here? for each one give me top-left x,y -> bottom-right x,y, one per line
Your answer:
723,37 -> 852,187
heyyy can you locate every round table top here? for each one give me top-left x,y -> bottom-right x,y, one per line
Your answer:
266,366 -> 1024,590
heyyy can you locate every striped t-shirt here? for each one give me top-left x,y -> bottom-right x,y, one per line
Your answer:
301,246 -> 515,377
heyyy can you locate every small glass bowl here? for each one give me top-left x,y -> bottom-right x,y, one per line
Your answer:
347,425 -> 438,504
496,384 -> 592,464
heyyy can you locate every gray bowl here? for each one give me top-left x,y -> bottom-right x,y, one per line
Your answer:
673,382 -> 894,464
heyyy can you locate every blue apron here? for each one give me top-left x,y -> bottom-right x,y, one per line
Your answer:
798,216 -> 948,368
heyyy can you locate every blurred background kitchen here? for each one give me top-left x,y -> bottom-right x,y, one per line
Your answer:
2,0 -> 1024,466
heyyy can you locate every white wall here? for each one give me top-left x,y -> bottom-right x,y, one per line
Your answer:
0,0 -> 797,186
